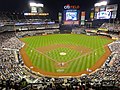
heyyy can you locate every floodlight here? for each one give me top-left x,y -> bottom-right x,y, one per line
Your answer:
36,3 -> 44,7
95,3 -> 101,7
29,2 -> 44,7
95,1 -> 108,7
100,1 -> 107,6
30,2 -> 36,7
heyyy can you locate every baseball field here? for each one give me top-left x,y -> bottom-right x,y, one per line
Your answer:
20,34 -> 113,76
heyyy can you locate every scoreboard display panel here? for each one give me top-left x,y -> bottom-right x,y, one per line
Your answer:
64,10 -> 79,21
94,4 -> 118,19
97,11 -> 111,19
63,10 -> 79,25
66,11 -> 77,21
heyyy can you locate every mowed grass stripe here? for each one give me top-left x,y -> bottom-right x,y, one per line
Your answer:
73,58 -> 81,72
80,56 -> 87,71
21,34 -> 113,73
86,53 -> 92,69
75,58 -> 82,72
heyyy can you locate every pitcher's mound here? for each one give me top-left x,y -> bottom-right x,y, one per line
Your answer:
60,52 -> 66,56
58,62 -> 65,68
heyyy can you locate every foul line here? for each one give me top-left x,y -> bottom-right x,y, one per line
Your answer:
64,45 -> 107,64
25,44 -> 108,64
26,44 -> 59,63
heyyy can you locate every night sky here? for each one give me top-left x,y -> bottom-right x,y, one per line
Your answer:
0,0 -> 119,20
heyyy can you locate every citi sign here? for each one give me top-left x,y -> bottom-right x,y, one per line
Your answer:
64,4 -> 80,9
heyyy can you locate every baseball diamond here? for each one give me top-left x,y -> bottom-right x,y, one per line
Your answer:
20,34 -> 113,76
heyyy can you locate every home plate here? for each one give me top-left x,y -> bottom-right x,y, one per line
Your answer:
60,52 -> 66,56
57,69 -> 64,72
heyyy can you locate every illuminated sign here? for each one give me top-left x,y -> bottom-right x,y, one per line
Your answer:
90,12 -> 94,19
64,4 -> 80,9
63,6 -> 80,25
58,12 -> 62,23
94,4 -> 118,19
98,28 -> 108,31
64,10 -> 79,21
106,4 -> 118,11
81,11 -> 86,25
100,6 -> 105,11
64,21 -> 79,25
24,13 -> 49,16
66,11 -> 77,20
97,11 -> 111,19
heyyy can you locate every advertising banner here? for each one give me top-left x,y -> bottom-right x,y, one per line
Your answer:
81,11 -> 85,25
90,12 -> 94,20
106,4 -> 118,11
58,12 -> 62,23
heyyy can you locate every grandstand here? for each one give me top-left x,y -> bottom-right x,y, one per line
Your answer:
0,1 -> 120,90
0,12 -> 119,90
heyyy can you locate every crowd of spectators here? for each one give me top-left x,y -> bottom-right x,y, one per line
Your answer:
0,30 -> 120,89
14,23 -> 59,30
109,41 -> 120,52
0,14 -> 60,33
87,41 -> 120,88
16,29 -> 60,38
100,23 -> 120,32
0,32 -> 24,49
99,23 -> 109,29
0,50 -> 22,85
72,27 -> 86,34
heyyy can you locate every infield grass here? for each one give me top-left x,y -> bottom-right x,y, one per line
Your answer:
21,34 -> 113,73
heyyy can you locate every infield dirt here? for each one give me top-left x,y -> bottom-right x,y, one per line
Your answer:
19,37 -> 112,77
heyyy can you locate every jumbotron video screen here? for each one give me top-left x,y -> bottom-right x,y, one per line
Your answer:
64,10 -> 79,21
97,11 -> 111,19
66,11 -> 77,21
63,10 -> 79,25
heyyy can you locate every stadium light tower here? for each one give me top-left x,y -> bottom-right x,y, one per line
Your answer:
29,2 -> 44,13
94,1 -> 108,7
29,2 -> 44,7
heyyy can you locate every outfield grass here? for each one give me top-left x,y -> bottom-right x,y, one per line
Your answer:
21,34 -> 113,73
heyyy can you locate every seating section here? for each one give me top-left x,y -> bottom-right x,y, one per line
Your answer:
0,31 -> 120,90
0,32 -> 24,49
100,23 -> 120,32
16,29 -> 60,38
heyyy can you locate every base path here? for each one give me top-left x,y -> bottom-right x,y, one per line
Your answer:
19,38 -> 112,77
37,44 -> 91,54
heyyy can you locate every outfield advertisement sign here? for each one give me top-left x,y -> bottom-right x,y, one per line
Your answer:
64,21 -> 79,25
98,28 -> 108,31
81,11 -> 85,25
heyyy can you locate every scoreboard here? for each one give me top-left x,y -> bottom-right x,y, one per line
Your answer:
63,4 -> 80,25
94,4 -> 118,19
63,10 -> 79,25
